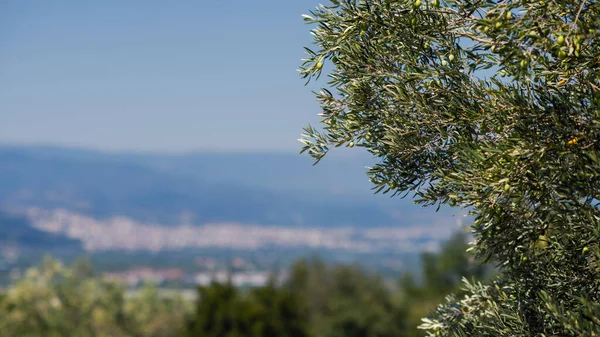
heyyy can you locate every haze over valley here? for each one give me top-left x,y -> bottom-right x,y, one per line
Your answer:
0,144 -> 465,281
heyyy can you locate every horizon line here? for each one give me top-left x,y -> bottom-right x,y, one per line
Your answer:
0,141 -> 368,158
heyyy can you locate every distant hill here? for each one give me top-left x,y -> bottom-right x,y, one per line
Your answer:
0,211 -> 81,252
0,144 -> 455,228
0,144 -> 380,196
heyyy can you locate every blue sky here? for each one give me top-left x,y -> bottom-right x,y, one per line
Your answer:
0,1 -> 325,153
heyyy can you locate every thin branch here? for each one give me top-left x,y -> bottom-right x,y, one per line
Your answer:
573,0 -> 587,28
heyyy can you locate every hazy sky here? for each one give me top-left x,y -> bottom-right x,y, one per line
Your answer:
1,1 -> 325,153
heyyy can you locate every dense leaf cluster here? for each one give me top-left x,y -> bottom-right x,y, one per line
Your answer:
185,281 -> 308,337
299,0 -> 600,335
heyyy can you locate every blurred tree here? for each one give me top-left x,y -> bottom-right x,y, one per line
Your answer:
185,280 -> 309,337
124,283 -> 190,337
400,232 -> 493,336
248,280 -> 309,337
0,257 -> 129,336
287,258 -> 408,337
299,0 -> 600,335
0,258 -> 190,337
185,282 -> 249,337
71,256 -> 96,279
184,236 -> 489,337
420,232 -> 490,296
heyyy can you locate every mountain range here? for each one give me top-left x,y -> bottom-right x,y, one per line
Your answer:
0,211 -> 81,252
0,143 -> 466,260
0,144 -> 455,228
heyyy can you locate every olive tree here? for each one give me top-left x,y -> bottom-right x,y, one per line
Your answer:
298,0 -> 600,335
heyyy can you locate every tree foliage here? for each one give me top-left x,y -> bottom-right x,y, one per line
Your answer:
0,257 -> 189,337
1,234 -> 488,337
299,0 -> 600,335
400,232 -> 493,336
185,281 -> 309,337
183,232 -> 490,337
125,283 -> 190,337
287,258 -> 408,337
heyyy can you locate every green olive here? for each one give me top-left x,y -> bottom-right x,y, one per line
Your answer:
535,236 -> 548,249
520,59 -> 528,68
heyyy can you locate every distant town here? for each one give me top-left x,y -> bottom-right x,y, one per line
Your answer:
0,207 -> 468,289
25,207 -> 461,253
